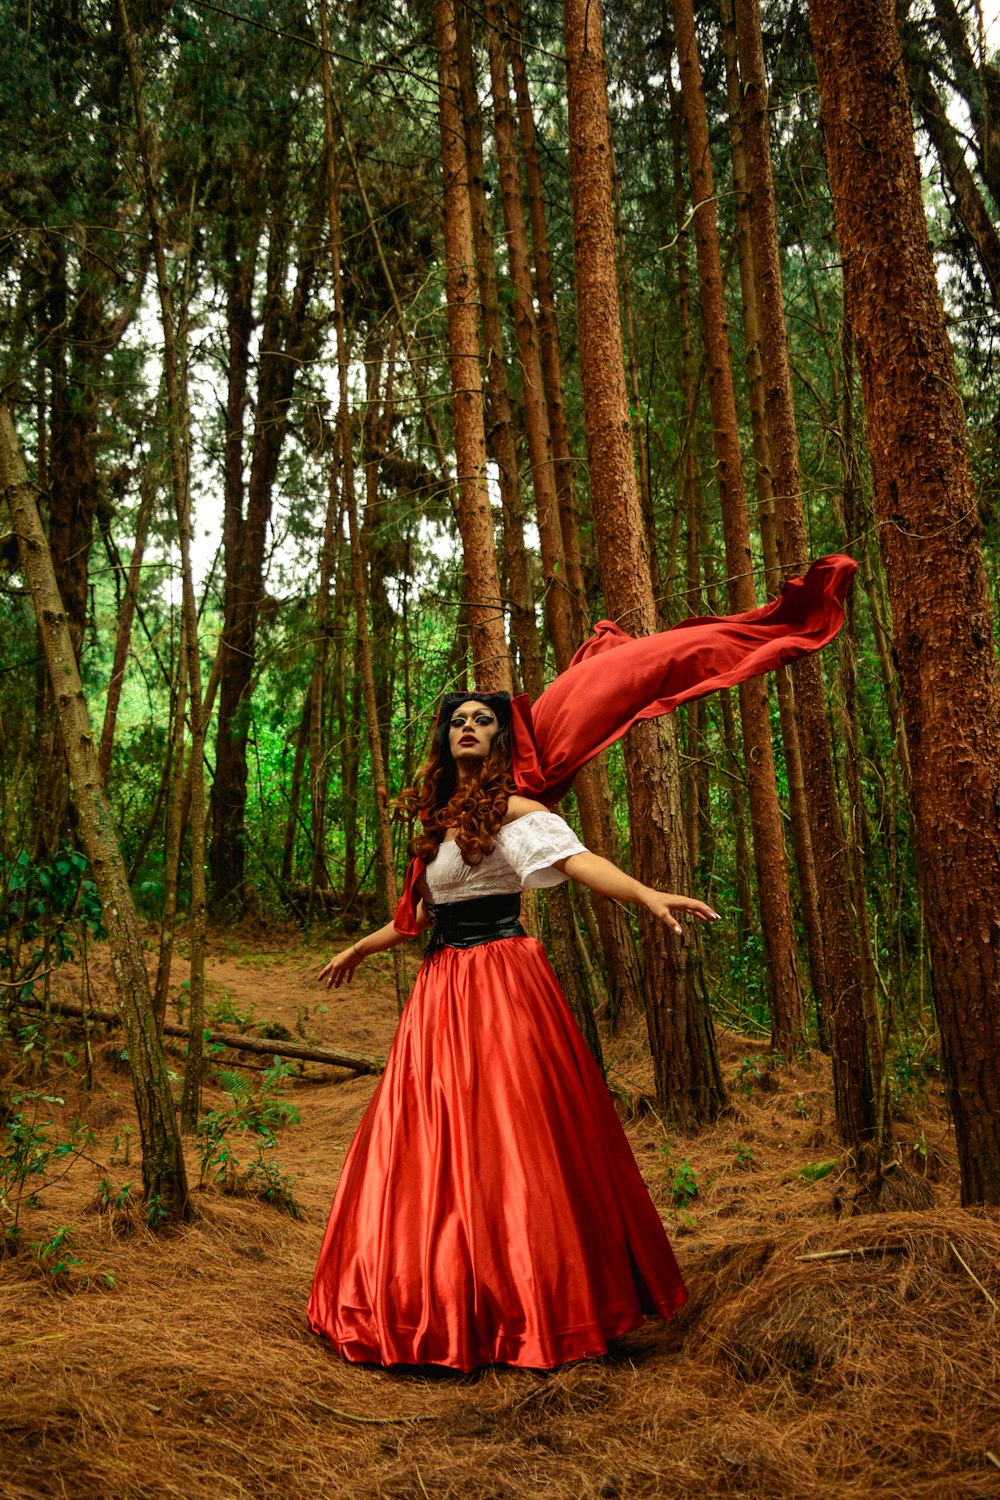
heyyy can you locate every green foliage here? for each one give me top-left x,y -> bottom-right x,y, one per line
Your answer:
732,1142 -> 755,1170
887,1032 -> 941,1111
798,1160 -> 838,1183
735,1056 -> 764,1096
196,1058 -> 302,1216
96,1178 -> 134,1214
0,1091 -> 96,1240
29,1224 -> 83,1280
663,1152 -> 700,1210
0,848 -> 105,979
207,990 -> 256,1031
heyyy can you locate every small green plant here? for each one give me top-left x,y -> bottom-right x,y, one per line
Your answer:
668,1157 -> 699,1210
735,1056 -> 762,1096
732,1142 -> 755,1169
257,1018 -> 293,1042
798,1160 -> 838,1183
30,1224 -> 83,1280
196,1058 -> 302,1216
207,989 -> 256,1031
95,1178 -> 137,1237
145,1194 -> 169,1229
96,1178 -> 133,1212
0,1092 -> 96,1243
887,1033 -> 940,1111
794,1093 -> 809,1119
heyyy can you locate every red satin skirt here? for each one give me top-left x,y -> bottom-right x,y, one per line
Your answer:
307,936 -> 686,1371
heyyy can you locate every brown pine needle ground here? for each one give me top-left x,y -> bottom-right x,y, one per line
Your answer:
2,928 -> 998,1499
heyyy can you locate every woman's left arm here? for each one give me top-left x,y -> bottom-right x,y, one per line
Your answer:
556,850 -> 719,936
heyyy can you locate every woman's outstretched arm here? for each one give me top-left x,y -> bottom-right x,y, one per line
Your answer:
556,851 -> 719,937
318,903 -> 429,991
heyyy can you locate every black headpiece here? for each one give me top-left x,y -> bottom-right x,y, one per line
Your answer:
437,690 -> 512,724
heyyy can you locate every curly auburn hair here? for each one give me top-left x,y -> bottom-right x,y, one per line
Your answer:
394,694 -> 515,867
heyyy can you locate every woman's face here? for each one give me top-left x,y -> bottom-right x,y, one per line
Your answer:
447,699 -> 500,770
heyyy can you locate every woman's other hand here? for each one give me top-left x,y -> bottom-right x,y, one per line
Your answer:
642,890 -> 720,936
317,946 -> 364,992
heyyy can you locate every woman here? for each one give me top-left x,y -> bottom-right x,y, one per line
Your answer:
307,690 -> 718,1372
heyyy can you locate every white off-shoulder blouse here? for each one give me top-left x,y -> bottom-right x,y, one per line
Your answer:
423,810 -> 588,904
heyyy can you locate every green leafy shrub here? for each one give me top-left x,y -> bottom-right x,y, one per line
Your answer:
0,1091 -> 96,1247
196,1058 -> 302,1216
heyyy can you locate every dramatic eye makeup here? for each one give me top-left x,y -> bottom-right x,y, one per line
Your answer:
450,712 -> 496,729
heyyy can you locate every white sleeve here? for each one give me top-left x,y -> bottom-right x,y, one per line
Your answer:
495,811 -> 588,889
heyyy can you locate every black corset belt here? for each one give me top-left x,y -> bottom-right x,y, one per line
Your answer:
426,893 -> 525,954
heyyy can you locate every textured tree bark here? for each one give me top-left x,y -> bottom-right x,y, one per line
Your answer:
672,0 -> 805,1056
334,512 -> 361,914
485,0 -> 576,677
98,467 -> 155,784
307,403 -> 341,903
119,0 -> 208,1130
613,155 -> 663,620
736,0 -> 883,1156
457,2 -> 541,699
505,0 -> 589,640
436,0 -> 512,693
320,0 -> 407,1011
210,217 -> 314,916
1,404 -> 188,1221
810,0 -> 1000,1203
153,614 -> 187,1032
563,0 -> 724,1123
362,343 -> 401,792
282,692 -> 312,895
718,0 -> 830,1044
495,0 -> 639,1021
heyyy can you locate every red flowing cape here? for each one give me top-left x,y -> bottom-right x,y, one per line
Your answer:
393,552 -> 857,933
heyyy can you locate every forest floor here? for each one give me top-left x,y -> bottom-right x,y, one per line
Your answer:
2,925 -> 999,1500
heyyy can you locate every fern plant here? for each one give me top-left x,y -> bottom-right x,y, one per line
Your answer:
196,1058 -> 302,1216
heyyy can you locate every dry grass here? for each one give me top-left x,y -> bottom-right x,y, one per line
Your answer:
2,931 -> 999,1499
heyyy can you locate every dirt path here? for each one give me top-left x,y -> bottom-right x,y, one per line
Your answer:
2,930 -> 998,1499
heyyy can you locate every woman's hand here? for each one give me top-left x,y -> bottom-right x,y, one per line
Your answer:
642,889 -> 720,936
317,945 -> 364,992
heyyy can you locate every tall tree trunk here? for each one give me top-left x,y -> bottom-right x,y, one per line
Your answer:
98,465 -> 155,783
737,0 -> 883,1155
564,0 -> 724,1124
211,211 -> 314,917
320,0 -> 407,1009
505,0 -> 589,640
362,341 -> 399,791
119,0 -> 208,1131
485,0 -> 577,677
810,0 -> 1000,1203
494,0 -> 639,1020
283,692 -> 311,895
306,411 -> 341,901
672,0 -> 805,1056
719,0 -> 830,1043
906,49 -> 1000,312
458,3 -> 541,698
2,405 -> 188,1221
153,613 -> 187,1031
334,507 -> 360,913
436,0 -> 512,692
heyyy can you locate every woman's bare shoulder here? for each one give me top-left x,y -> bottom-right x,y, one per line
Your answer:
502,795 -> 550,825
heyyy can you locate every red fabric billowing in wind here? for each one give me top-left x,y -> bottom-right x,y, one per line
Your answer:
393,552 -> 856,933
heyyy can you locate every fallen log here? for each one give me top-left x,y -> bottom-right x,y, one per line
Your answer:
10,992 -> 384,1075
